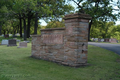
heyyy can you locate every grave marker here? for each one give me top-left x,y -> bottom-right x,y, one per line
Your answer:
7,39 -> 17,46
1,40 -> 8,45
109,38 -> 117,43
17,42 -> 27,48
4,34 -> 9,38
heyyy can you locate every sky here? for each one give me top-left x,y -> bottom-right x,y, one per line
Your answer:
40,0 -> 120,26
39,20 -> 47,26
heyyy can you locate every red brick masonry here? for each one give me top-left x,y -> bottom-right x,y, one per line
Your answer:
31,13 -> 92,67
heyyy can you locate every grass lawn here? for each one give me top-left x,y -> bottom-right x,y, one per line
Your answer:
0,43 -> 120,80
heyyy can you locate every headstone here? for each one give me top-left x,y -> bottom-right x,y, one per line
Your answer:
1,39 -> 8,45
24,41 -> 30,43
4,34 -> 9,38
9,34 -> 12,36
93,38 -> 95,42
13,35 -> 17,37
101,39 -> 104,42
109,38 -> 117,43
17,40 -> 21,42
98,38 -> 101,42
91,38 -> 94,41
7,39 -> 17,46
94,38 -> 98,41
17,41 -> 27,48
15,33 -> 20,36
104,38 -> 110,42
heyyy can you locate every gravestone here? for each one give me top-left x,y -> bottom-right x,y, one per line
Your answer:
109,38 -> 117,43
104,38 -> 110,42
17,40 -> 21,42
13,35 -> 17,37
24,41 -> 30,43
9,34 -> 12,37
93,38 -> 95,42
101,39 -> 104,42
17,41 -> 27,48
4,34 -> 9,38
91,38 -> 94,41
7,39 -> 17,46
1,40 -> 8,45
98,38 -> 101,42
95,38 -> 98,41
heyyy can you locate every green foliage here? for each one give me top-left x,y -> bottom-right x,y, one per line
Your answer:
68,0 -> 118,40
108,25 -> 120,40
82,0 -> 117,21
0,0 -> 74,38
45,20 -> 65,28
91,21 -> 120,40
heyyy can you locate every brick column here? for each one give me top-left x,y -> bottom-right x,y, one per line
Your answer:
63,13 -> 92,67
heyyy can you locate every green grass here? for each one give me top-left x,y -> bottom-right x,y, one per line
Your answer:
0,43 -> 120,80
90,41 -> 120,44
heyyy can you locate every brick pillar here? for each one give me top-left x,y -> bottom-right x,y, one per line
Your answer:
63,13 -> 92,67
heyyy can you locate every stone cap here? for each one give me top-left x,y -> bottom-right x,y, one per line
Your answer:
40,28 -> 65,31
64,13 -> 92,20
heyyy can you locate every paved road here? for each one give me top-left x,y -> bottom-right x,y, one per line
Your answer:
88,42 -> 120,55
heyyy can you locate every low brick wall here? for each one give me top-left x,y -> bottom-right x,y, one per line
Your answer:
32,28 -> 65,62
31,13 -> 92,67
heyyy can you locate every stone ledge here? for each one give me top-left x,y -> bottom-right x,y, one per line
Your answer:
40,28 -> 65,31
64,13 -> 92,20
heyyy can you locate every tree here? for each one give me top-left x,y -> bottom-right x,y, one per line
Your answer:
90,21 -> 115,38
68,0 -> 117,40
33,0 -> 74,34
0,0 -> 74,40
108,25 -> 120,40
0,0 -> 16,35
46,20 -> 65,28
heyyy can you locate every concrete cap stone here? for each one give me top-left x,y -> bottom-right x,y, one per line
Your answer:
64,13 -> 92,20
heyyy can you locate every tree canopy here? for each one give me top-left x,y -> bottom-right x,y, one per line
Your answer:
68,0 -> 118,40
0,0 -> 74,40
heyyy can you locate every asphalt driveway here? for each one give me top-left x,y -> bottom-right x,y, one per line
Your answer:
88,42 -> 120,55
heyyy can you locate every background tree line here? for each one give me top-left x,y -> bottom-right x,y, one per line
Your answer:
90,21 -> 120,40
0,0 -> 74,40
0,0 -> 120,41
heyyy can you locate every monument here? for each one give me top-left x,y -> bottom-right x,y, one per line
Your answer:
31,13 -> 92,67
7,39 -> 17,46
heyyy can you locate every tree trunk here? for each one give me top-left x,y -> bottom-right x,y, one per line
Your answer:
13,30 -> 16,37
88,20 -> 92,41
3,30 -> 5,35
23,18 -> 27,40
27,17 -> 31,38
7,30 -> 9,34
34,13 -> 38,34
0,25 -> 2,35
17,25 -> 19,33
20,18 -> 22,37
